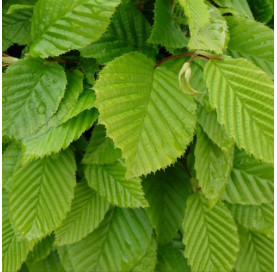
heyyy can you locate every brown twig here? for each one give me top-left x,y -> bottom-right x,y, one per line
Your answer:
180,158 -> 192,178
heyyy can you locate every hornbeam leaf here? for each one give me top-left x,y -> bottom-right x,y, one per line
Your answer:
235,226 -> 274,272
30,0 -> 121,58
183,193 -> 239,272
222,148 -> 273,205
143,163 -> 192,245
195,127 -> 233,206
84,160 -> 148,208
3,57 -> 67,140
60,208 -> 153,272
148,0 -> 188,49
9,149 -> 76,241
54,181 -> 110,246
204,57 -> 274,164
80,2 -> 155,64
226,16 -> 274,78
94,52 -> 197,178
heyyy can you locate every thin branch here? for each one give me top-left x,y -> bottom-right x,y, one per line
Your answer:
180,159 -> 192,178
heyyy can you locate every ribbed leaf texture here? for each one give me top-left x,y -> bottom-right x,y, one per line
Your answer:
54,181 -> 110,246
226,16 -> 274,78
235,226 -> 274,272
3,58 -> 67,139
80,2 -> 155,64
148,0 -> 188,49
194,127 -> 233,206
204,57 -> 274,164
60,208 -> 153,271
183,193 -> 239,272
143,163 -> 192,245
222,148 -> 273,205
30,0 -> 121,58
94,52 -> 197,178
214,0 -> 253,18
9,149 -> 76,240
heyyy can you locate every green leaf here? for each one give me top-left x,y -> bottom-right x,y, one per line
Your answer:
195,127 -> 233,206
156,242 -> 191,272
54,181 -> 110,246
226,202 -> 273,239
235,226 -> 274,272
143,163 -> 192,245
222,148 -> 274,205
9,149 -> 76,241
84,160 -> 148,208
183,193 -> 239,272
22,109 -> 98,160
80,2 -> 155,64
3,189 -> 31,272
94,52 -> 197,178
82,124 -> 122,165
247,0 -> 273,24
148,0 -> 188,49
3,142 -> 21,189
3,57 -> 67,140
226,16 -> 274,78
60,208 -> 153,272
7,4 -> 34,14
204,57 -> 274,164
30,0 -> 121,58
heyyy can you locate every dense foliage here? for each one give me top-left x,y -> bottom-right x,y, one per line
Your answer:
2,0 -> 274,271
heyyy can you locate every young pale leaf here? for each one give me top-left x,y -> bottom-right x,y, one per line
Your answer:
235,226 -> 274,272
148,0 -> 188,49
22,109 -> 98,160
226,202 -> 273,239
82,124 -> 122,165
80,2 -> 155,64
60,208 -> 153,272
84,160 -> 148,208
204,57 -> 274,164
156,242 -> 190,272
30,0 -> 121,58
94,52 -> 197,179
143,163 -> 192,245
54,181 -> 110,246
195,127 -> 233,206
3,57 -> 67,140
9,149 -> 76,241
226,16 -> 274,78
3,189 -> 31,272
183,193 -> 239,272
222,148 -> 273,205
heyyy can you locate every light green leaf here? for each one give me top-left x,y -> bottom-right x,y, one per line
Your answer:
22,109 -> 98,160
183,193 -> 239,272
148,0 -> 188,49
3,57 -> 67,140
226,16 -> 274,78
195,127 -> 233,206
30,0 -> 121,58
9,149 -> 76,241
143,163 -> 192,245
80,2 -> 155,64
204,57 -> 274,164
54,181 -> 110,246
84,160 -> 148,208
3,189 -> 31,272
60,208 -> 153,272
226,202 -> 273,239
94,52 -> 197,178
82,124 -> 122,165
156,242 -> 191,272
235,226 -> 274,272
3,142 -> 21,189
222,148 -> 273,205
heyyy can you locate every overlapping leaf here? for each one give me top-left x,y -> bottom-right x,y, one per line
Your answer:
94,52 -> 197,178
30,0 -> 121,58
204,57 -> 274,163
214,0 -> 253,18
247,0 -> 273,23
